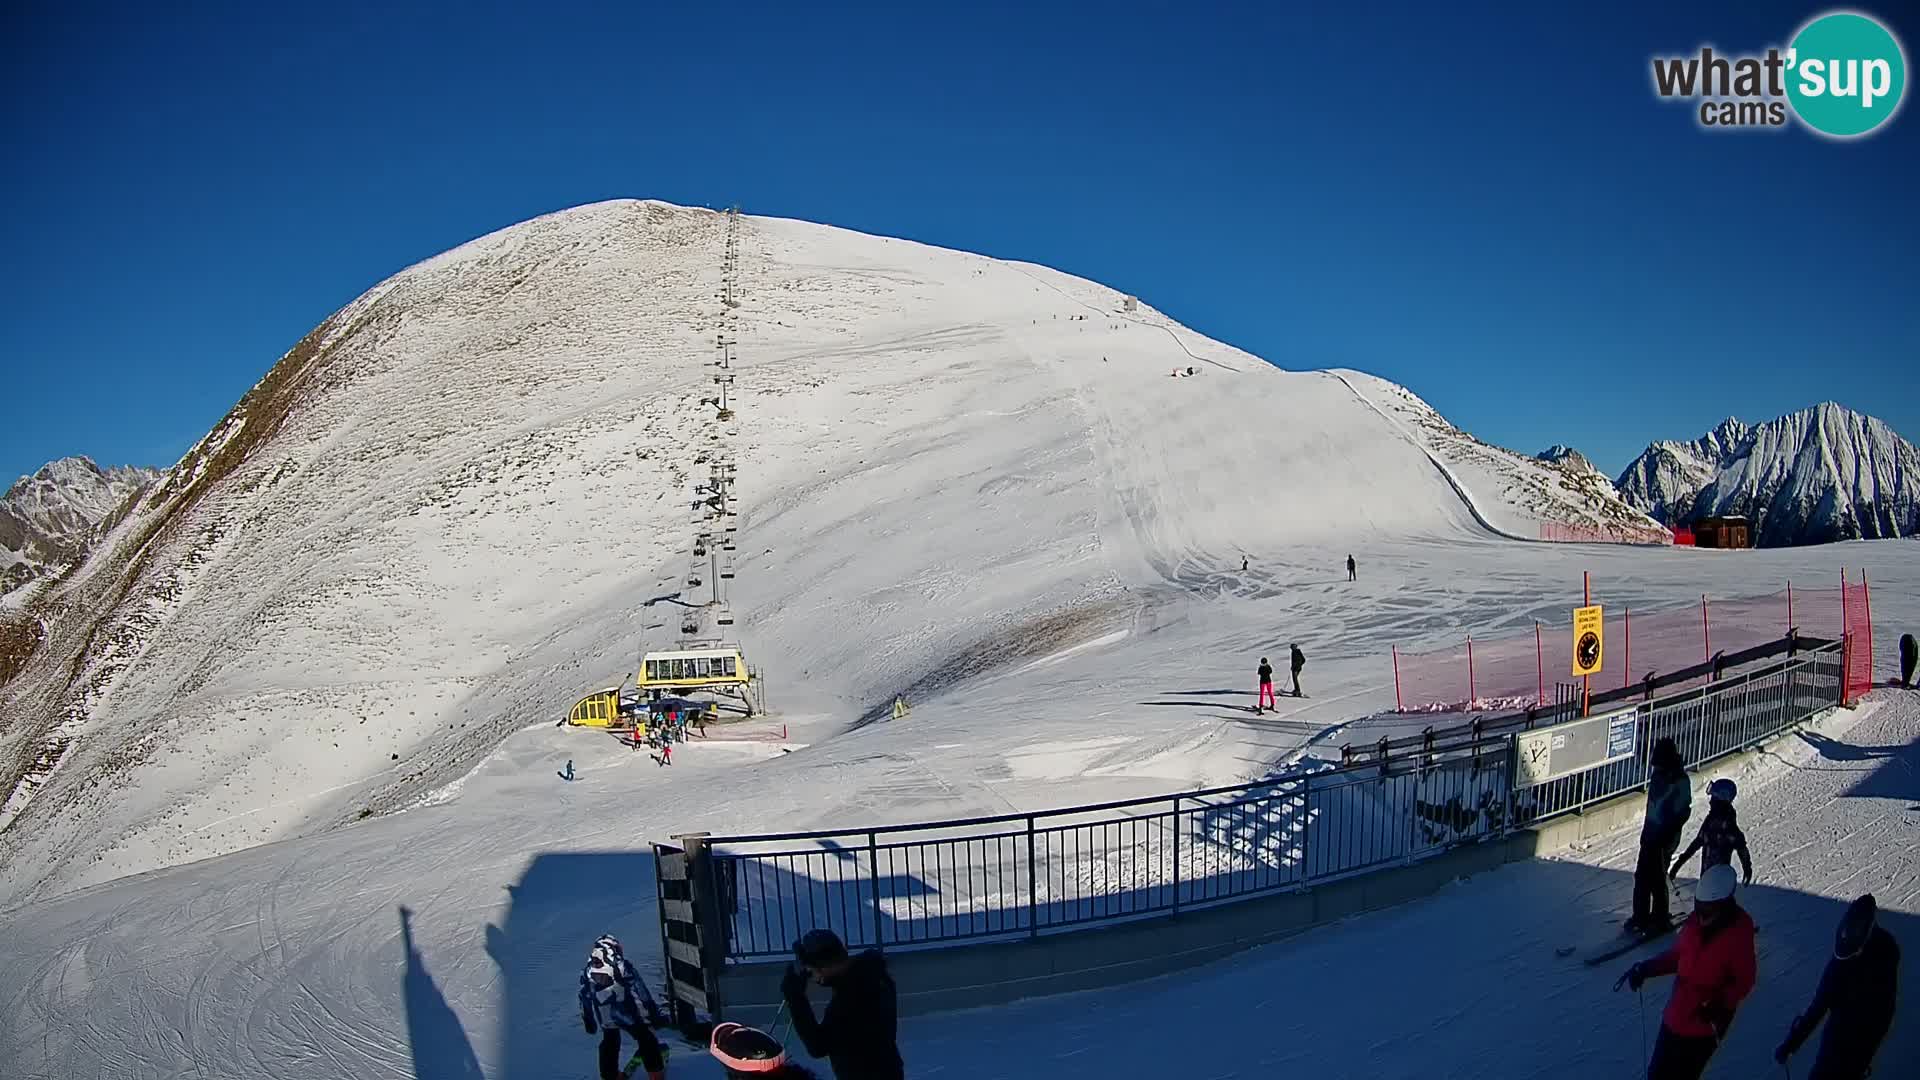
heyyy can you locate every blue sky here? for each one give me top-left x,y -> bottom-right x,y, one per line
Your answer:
2,1 -> 1914,484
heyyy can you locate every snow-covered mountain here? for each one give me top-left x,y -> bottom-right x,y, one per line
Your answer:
0,457 -> 158,597
1618,408 -> 1920,546
1692,405 -> 1920,546
1614,418 -> 1750,524
1536,445 -> 1599,475
0,200 -> 1673,905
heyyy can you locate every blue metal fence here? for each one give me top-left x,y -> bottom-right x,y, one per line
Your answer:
700,641 -> 1845,961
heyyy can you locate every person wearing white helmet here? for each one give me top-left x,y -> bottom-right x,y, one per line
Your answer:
1669,778 -> 1753,885
1616,864 -> 1756,1080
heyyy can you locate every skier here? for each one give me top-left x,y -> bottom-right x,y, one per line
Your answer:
1774,894 -> 1901,1079
1289,643 -> 1306,697
1669,778 -> 1752,885
1630,738 -> 1692,934
710,1022 -> 819,1079
580,941 -> 666,1080
1616,864 -> 1757,1080
1902,632 -> 1917,688
780,929 -> 905,1080
1257,657 -> 1276,713
595,934 -> 667,1026
1346,554 -> 1356,582
1241,555 -> 1249,572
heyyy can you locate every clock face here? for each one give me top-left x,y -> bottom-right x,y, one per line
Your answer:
1577,631 -> 1601,670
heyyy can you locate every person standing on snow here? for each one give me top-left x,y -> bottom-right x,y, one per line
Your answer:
1257,657 -> 1276,713
1289,644 -> 1306,697
1901,632 -> 1917,688
781,929 -> 905,1080
580,943 -> 667,1080
1616,864 -> 1757,1080
1346,554 -> 1356,582
595,935 -> 666,1026
1669,778 -> 1752,885
1631,738 -> 1692,934
1775,894 -> 1900,1079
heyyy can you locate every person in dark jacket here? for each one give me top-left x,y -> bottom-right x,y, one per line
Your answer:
781,929 -> 905,1080
1289,644 -> 1306,697
1257,657 -> 1276,713
1346,554 -> 1357,582
1775,894 -> 1901,1079
1670,778 -> 1752,884
1901,632 -> 1917,687
1618,864 -> 1757,1080
1632,738 -> 1692,933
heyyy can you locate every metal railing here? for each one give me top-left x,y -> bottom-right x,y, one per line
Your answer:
697,640 -> 1846,961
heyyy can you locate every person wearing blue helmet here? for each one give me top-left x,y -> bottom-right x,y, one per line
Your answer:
1670,777 -> 1753,885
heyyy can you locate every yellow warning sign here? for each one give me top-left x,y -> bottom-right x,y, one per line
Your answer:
1572,604 -> 1604,677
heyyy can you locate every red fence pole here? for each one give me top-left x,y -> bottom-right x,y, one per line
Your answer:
1701,594 -> 1712,665
1535,621 -> 1545,706
1624,607 -> 1632,690
1463,635 -> 1474,705
1863,570 -> 1874,687
1841,568 -> 1851,705
1392,645 -> 1403,712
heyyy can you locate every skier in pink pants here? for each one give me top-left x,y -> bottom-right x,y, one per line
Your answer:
1257,658 -> 1276,712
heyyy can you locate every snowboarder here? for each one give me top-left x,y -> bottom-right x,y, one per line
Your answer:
1630,738 -> 1692,934
1774,894 -> 1901,1079
1901,632 -> 1917,688
1241,555 -> 1249,572
1616,864 -> 1757,1080
710,1022 -> 819,1078
1257,657 -> 1276,713
1669,778 -> 1752,885
780,929 -> 905,1080
580,941 -> 666,1080
1289,644 -> 1306,697
560,759 -> 576,782
1346,554 -> 1356,582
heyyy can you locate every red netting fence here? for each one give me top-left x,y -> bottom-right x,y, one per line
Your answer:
1537,522 -> 1673,545
1392,571 -> 1873,713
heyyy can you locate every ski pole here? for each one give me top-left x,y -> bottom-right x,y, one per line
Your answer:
1637,988 -> 1647,1073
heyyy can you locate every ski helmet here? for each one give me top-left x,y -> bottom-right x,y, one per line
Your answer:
1707,778 -> 1737,803
710,1022 -> 788,1074
586,956 -> 621,998
595,934 -> 625,959
1836,894 -> 1878,959
792,928 -> 848,969
1696,863 -> 1738,903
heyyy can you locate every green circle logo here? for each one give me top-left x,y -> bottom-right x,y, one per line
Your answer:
1787,11 -> 1907,137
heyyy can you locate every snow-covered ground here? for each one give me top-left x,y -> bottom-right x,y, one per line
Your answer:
2,199 -> 1915,1078
2,684 -> 1913,1079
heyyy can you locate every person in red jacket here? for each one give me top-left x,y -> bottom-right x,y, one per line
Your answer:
1616,864 -> 1757,1080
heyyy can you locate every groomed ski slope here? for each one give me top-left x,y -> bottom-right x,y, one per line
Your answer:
1,201 -> 1654,906
1,688 -> 1913,1079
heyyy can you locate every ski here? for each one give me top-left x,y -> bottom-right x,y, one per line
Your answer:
1576,915 -> 1682,966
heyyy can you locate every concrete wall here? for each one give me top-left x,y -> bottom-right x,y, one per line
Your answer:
714,716 -> 1819,1027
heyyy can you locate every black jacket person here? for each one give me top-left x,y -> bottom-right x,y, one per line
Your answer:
1289,644 -> 1306,696
1776,894 -> 1900,1079
782,930 -> 905,1080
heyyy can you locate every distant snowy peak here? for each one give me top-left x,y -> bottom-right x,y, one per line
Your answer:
1536,445 -> 1600,475
1614,417 -> 1749,525
1617,405 -> 1920,546
1,457 -> 159,596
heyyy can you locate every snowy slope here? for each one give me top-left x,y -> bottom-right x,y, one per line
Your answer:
1615,418 -> 1749,524
1,672 -> 1912,1080
1690,404 -> 1920,546
0,200 -> 1861,915
0,457 -> 157,597
1535,444 -> 1601,475
1334,371 -> 1669,543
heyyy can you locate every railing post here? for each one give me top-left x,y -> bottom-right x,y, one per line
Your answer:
866,830 -> 883,951
1170,797 -> 1183,912
1296,775 -> 1310,887
1026,816 -> 1039,938
1467,635 -> 1477,706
